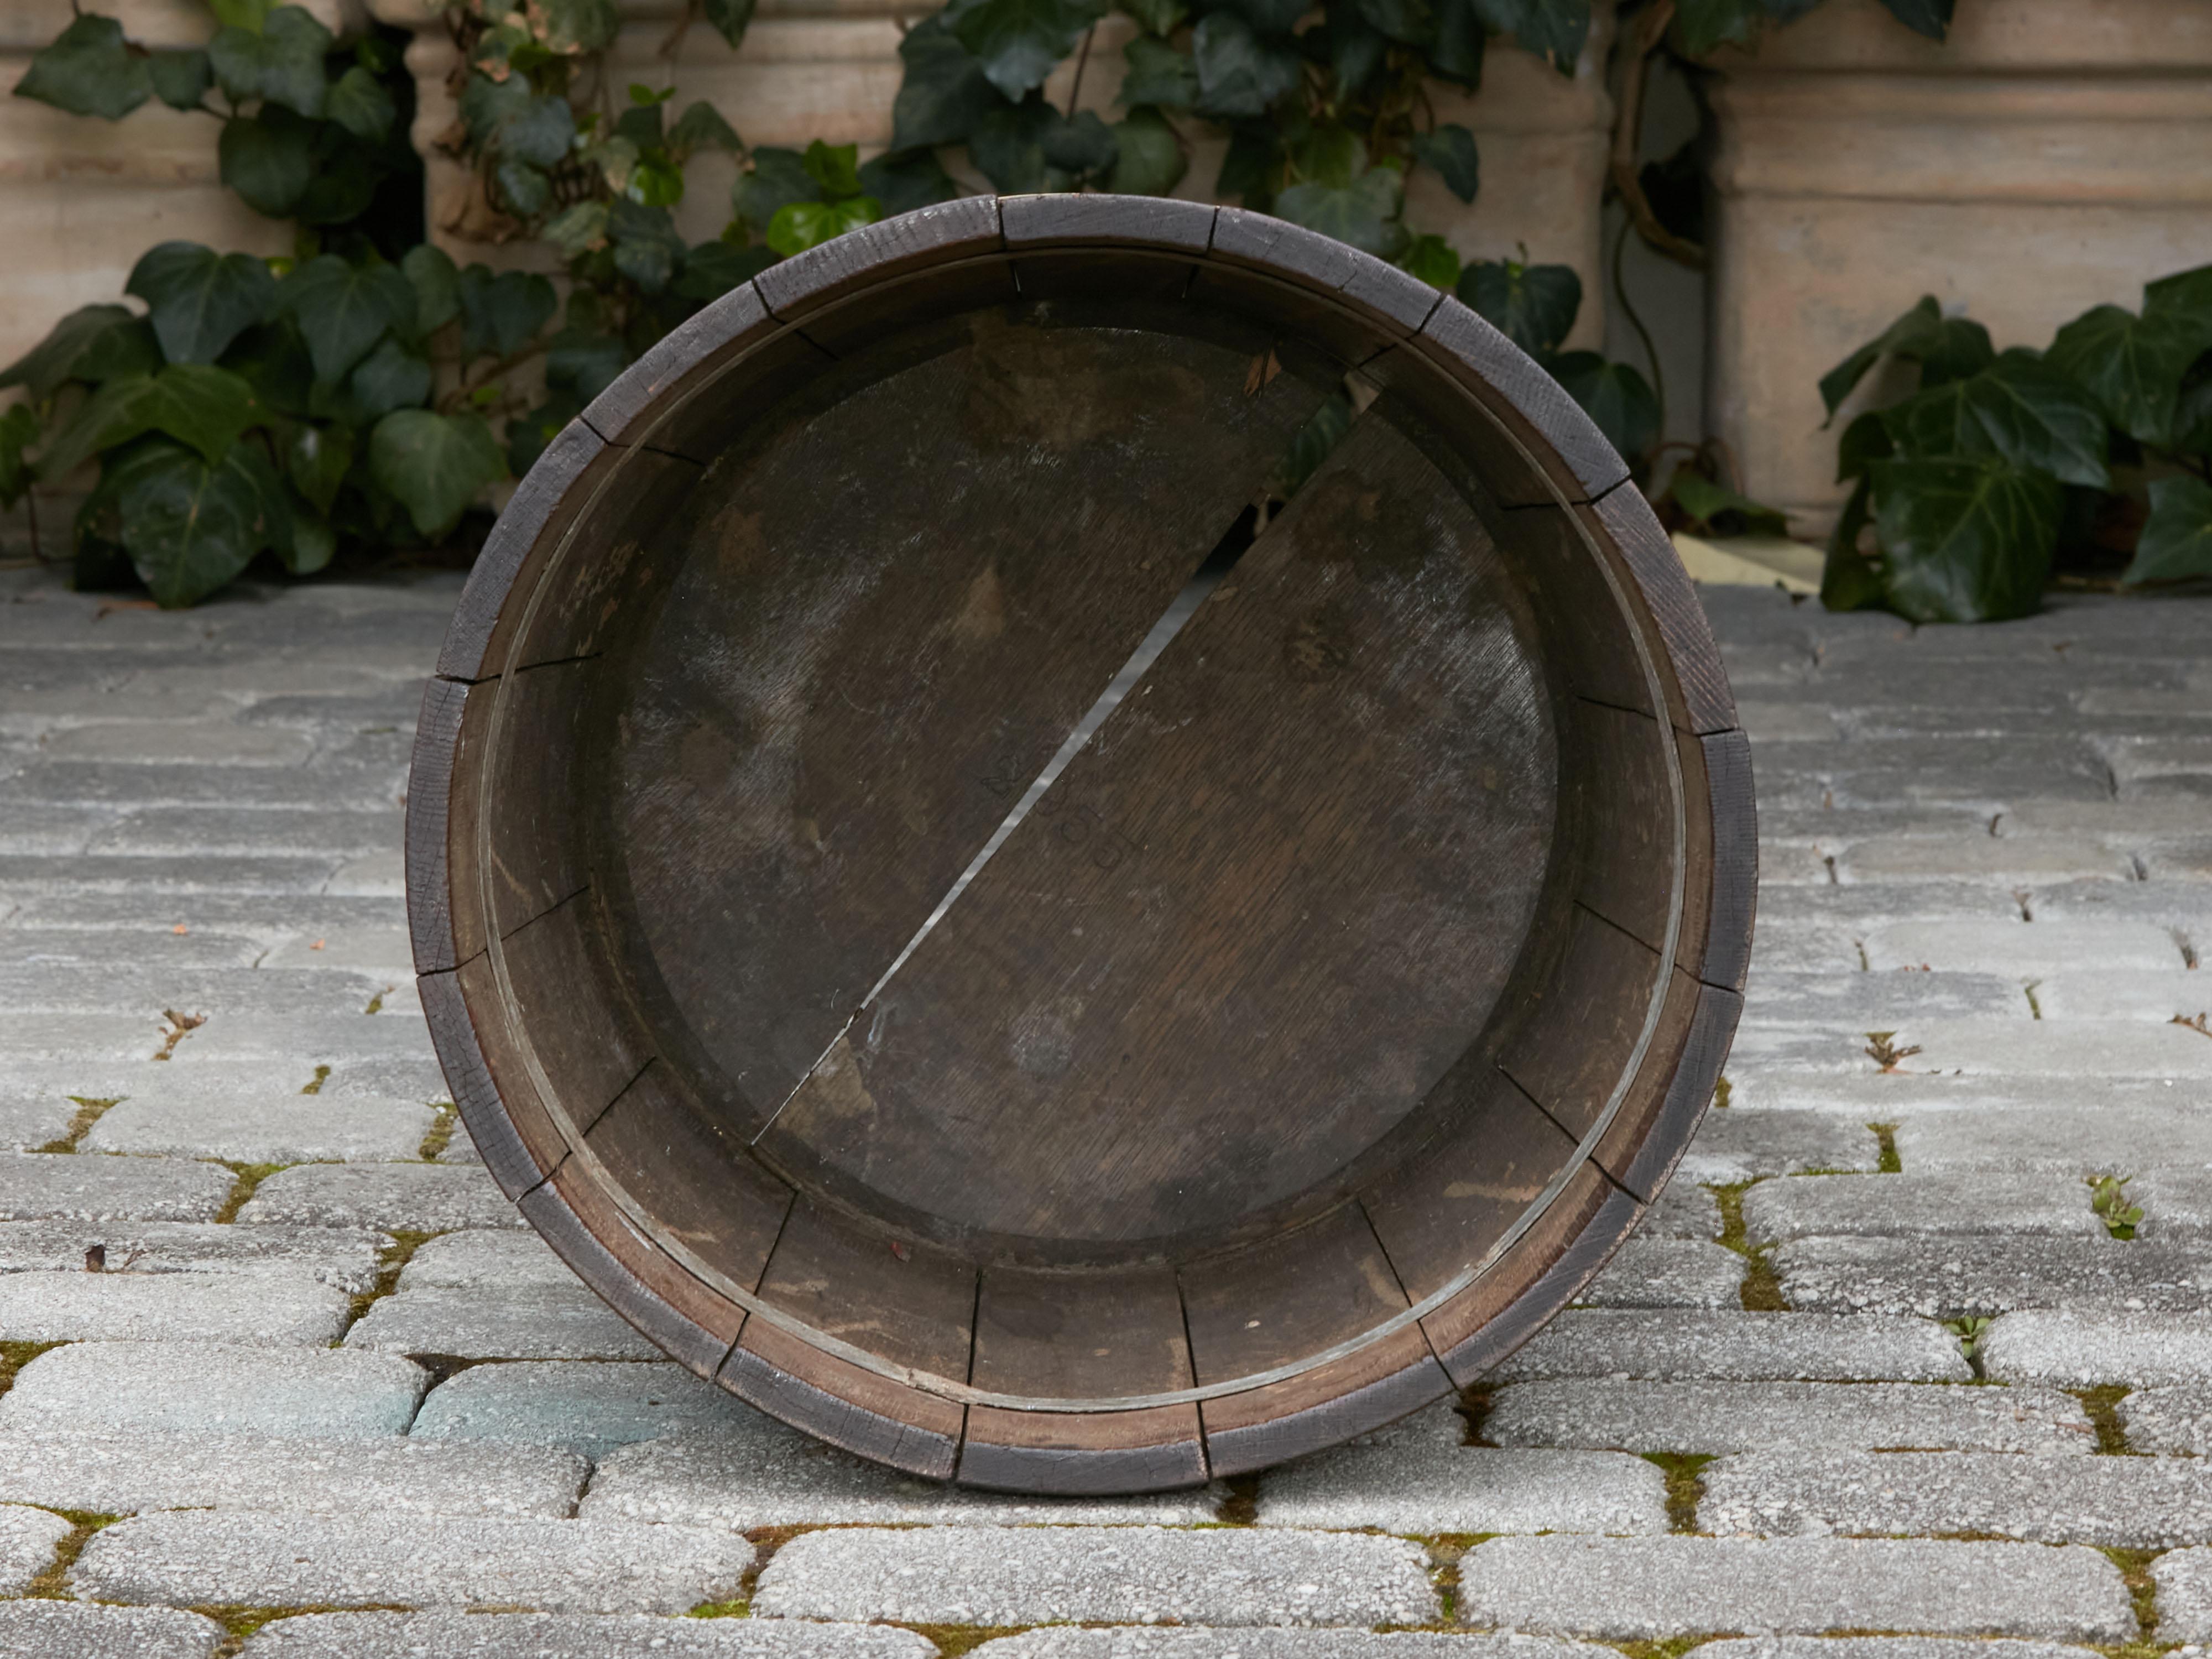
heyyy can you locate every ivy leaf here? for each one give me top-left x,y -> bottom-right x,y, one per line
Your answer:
221,317 -> 315,418
1961,352 -> 2110,489
1274,389 -> 1354,497
1192,12 -> 1305,119
702,0 -> 759,46
402,246 -> 462,336
1275,167 -> 1407,262
1354,0 -> 1433,45
1667,470 -> 1788,536
801,140 -> 866,199
1673,0 -> 1763,55
276,503 -> 335,576
1552,352 -> 1659,463
208,9 -> 333,119
1041,110 -> 1118,177
1316,7 -> 1389,98
127,243 -> 278,366
496,159 -> 555,217
1835,408 -> 1893,483
608,199 -> 688,293
2144,263 -> 2212,343
295,137 -> 381,228
2047,304 -> 2202,447
970,100 -> 1073,194
673,241 -> 775,301
218,108 -> 317,217
735,148 -> 826,235
546,331 -> 630,399
0,405 -> 41,512
1220,0 -> 1309,36
286,421 -> 353,515
347,337 -> 435,419
892,19 -> 1008,153
1869,456 -> 2060,623
1215,126 -> 1279,206
39,364 -> 263,481
944,0 -> 1109,102
207,0 -> 273,28
858,150 -> 961,215
1470,0 -> 1589,70
1874,0 -> 1951,40
766,197 -> 884,258
460,74 -> 577,169
148,50 -> 214,112
537,0 -> 621,53
1410,124 -> 1479,203
2123,474 -> 2212,587
1120,36 -> 1199,108
543,201 -> 612,259
1428,0 -> 1485,86
113,440 -> 276,608
1820,477 -> 1885,611
0,306 -> 149,400
1458,259 -> 1581,357
276,256 -> 417,383
456,268 -> 556,360
12,14 -> 150,121
1118,0 -> 1188,34
1402,233 -> 1460,292
669,101 -> 744,157
369,409 -> 505,541
1818,295 -> 1994,418
326,65 -> 397,142
1110,107 -> 1187,196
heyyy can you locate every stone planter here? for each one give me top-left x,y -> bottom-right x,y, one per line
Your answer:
372,0 -> 1614,344
1705,0 -> 2212,539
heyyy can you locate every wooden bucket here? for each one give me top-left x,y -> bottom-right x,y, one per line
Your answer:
407,196 -> 1755,1495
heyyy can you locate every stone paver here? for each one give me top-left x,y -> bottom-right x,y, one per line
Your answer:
1895,1018 -> 2212,1078
0,1152 -> 233,1222
1862,920 -> 2182,976
1703,1448 -> 2212,1546
414,1361 -> 749,1458
349,1285 -> 661,1360
0,1503 -> 74,1593
84,1091 -> 437,1162
1685,1641 -> 2100,1659
0,1601 -> 226,1658
0,1342 -> 426,1439
1577,1238 -> 1747,1308
1253,1402 -> 1665,1533
1742,1172 -> 2102,1243
0,1426 -> 583,1517
1889,1094 -> 2212,1174
583,1426 -> 1222,1528
1771,1236 -> 2212,1317
1671,1109 -> 1881,1183
72,1510 -> 752,1614
238,1613 -> 937,1656
972,1636 -> 1619,1658
2120,1384 -> 2212,1453
0,1219 -> 385,1290
2155,1546 -> 2212,1641
1493,1310 -> 1970,1382
238,1161 -> 523,1230
1453,1535 -> 2132,1639
1483,1380 -> 2094,1455
2130,1171 -> 2212,1237
1984,1311 -> 2212,1386
752,1526 -> 1437,1627
0,1270 -> 349,1343
401,1228 -> 571,1288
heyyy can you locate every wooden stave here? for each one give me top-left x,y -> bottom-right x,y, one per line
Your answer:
406,195 -> 1755,1493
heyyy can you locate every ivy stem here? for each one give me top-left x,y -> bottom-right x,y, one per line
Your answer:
440,341 -> 550,416
1611,212 -> 1665,442
1065,24 -> 1098,119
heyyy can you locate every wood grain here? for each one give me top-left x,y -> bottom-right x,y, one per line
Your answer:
1201,1322 -> 1447,1478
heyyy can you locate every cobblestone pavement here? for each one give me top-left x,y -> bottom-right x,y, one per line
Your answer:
0,561 -> 2208,1656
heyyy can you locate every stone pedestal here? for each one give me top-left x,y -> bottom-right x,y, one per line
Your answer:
1705,0 -> 2212,538
373,0 -> 1614,343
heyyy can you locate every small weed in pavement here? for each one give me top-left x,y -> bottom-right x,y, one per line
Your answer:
32,1097 -> 119,1154
1640,1453 -> 1714,1533
2074,1386 -> 2138,1455
1710,1182 -> 1787,1312
23,1509 -> 117,1598
1869,1123 -> 1902,1173
1864,1031 -> 1921,1073
152,1008 -> 204,1061
1943,1316 -> 1994,1378
2091,1175 -> 2143,1239
1217,1473 -> 1260,1524
1457,1384 -> 1498,1446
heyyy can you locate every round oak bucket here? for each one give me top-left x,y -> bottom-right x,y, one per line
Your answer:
406,194 -> 1755,1495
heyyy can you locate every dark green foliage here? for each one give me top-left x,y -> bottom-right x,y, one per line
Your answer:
1409,123 -> 1478,202
126,244 -> 278,367
945,0 -> 1110,100
1823,261 -> 2212,621
369,410 -> 505,540
890,16 -> 1007,151
1110,107 -> 1188,195
1120,36 -> 1201,107
1458,258 -> 1580,357
12,14 -> 149,119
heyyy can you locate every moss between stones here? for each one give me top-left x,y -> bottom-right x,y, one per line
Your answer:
195,1604 -> 414,1658
341,1228 -> 435,1333
896,1626 -> 1034,1655
212,1162 -> 291,1225
0,1340 -> 62,1400
300,1065 -> 332,1095
21,1508 -> 116,1599
1640,1453 -> 1714,1534
2094,1545 -> 2164,1659
1709,1182 -> 1787,1312
1869,1123 -> 1903,1173
32,1096 -> 119,1155
2074,1385 -> 2138,1455
418,1105 -> 458,1162
1612,1635 -> 1724,1659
